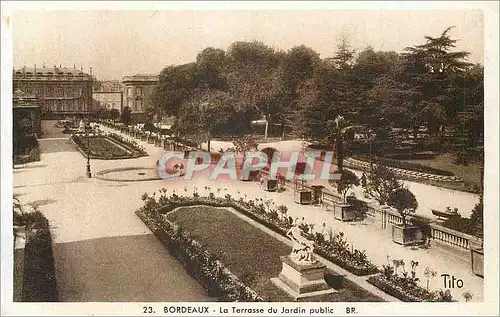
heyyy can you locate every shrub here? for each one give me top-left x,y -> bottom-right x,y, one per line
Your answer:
442,216 -> 476,236
13,144 -> 41,165
22,210 -> 58,301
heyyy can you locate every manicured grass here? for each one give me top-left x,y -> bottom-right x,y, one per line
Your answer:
405,153 -> 482,193
167,206 -> 384,302
86,137 -> 129,157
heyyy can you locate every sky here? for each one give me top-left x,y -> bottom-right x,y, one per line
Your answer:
12,9 -> 484,80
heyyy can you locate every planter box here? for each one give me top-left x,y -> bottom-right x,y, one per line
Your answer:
294,190 -> 312,205
261,179 -> 278,192
311,185 -> 324,205
333,203 -> 356,222
471,248 -> 484,278
392,225 -> 424,246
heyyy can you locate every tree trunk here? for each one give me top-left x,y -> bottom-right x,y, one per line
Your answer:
264,121 -> 269,140
337,135 -> 344,172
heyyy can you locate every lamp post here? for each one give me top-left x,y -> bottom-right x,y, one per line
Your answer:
85,122 -> 92,178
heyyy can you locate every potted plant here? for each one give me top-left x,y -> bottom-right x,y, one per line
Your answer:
311,185 -> 324,205
293,175 -> 312,205
260,174 -> 278,192
330,169 -> 359,221
387,187 -> 423,246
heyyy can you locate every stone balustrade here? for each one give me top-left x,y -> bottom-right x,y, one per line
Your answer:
429,223 -> 473,251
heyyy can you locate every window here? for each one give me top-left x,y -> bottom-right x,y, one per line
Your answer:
47,87 -> 53,96
137,99 -> 143,111
58,88 -> 64,97
137,87 -> 143,96
127,87 -> 132,97
127,99 -> 132,108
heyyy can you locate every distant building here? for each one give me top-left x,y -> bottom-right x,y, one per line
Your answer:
93,80 -> 123,113
13,89 -> 41,154
13,66 -> 93,118
122,74 -> 159,122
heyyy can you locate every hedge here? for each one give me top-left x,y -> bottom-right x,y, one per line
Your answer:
22,212 -> 58,302
352,155 -> 455,176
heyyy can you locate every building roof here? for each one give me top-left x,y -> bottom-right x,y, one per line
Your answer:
94,80 -> 123,92
14,66 -> 91,76
122,74 -> 159,83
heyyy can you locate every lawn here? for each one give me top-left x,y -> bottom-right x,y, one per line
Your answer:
405,153 -> 482,193
72,136 -> 133,159
167,206 -> 384,302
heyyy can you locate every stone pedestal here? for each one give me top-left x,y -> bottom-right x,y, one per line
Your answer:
271,255 -> 335,300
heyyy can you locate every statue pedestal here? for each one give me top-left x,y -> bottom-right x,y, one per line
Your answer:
271,255 -> 336,300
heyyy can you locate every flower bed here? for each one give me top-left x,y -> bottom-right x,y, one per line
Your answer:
106,133 -> 148,155
367,275 -> 453,302
141,189 -> 378,277
71,134 -> 147,159
137,206 -> 263,302
367,260 -> 454,302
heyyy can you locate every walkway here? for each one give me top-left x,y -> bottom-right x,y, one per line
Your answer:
13,121 -> 210,301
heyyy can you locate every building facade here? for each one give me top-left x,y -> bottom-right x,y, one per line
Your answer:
13,66 -> 93,118
92,91 -> 123,113
92,80 -> 123,114
13,89 -> 41,155
122,74 -> 158,122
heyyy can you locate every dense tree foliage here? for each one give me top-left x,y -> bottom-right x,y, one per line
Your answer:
150,28 -> 483,162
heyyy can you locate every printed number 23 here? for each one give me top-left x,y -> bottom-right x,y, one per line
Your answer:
143,306 -> 154,314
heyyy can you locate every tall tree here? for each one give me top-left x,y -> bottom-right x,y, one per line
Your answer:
150,63 -> 199,119
120,106 -> 132,126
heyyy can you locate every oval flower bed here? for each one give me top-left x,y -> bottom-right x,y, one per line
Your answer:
141,189 -> 379,277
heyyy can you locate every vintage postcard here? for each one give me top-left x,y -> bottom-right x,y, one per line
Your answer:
1,1 -> 498,316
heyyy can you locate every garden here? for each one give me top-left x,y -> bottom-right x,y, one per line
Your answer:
135,182 -> 471,302
137,189 -> 384,302
71,133 -> 147,159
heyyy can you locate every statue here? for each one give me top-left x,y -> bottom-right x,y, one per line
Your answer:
78,120 -> 85,133
286,225 -> 316,264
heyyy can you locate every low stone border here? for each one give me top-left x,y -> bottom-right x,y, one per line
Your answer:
344,158 -> 462,183
94,167 -> 161,182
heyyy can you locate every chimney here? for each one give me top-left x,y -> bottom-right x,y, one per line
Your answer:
81,66 -> 83,72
